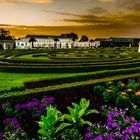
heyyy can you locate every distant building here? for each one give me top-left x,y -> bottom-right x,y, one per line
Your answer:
15,37 -> 30,49
93,38 -> 111,48
75,41 -> 90,48
110,37 -> 133,47
15,35 -> 73,49
0,40 -> 15,49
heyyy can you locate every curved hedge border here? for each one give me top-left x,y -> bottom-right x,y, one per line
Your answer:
24,66 -> 140,89
0,60 -> 140,73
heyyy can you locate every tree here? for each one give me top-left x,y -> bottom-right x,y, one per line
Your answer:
89,39 -> 94,48
79,35 -> 89,42
0,29 -> 13,40
29,37 -> 36,48
61,33 -> 78,48
53,37 -> 59,49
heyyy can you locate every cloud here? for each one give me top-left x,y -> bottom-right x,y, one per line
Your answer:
87,7 -> 109,15
44,10 -> 79,17
0,0 -> 53,4
99,0 -> 114,3
59,3 -> 140,35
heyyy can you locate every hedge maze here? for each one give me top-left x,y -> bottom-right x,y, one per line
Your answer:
0,47 -> 140,103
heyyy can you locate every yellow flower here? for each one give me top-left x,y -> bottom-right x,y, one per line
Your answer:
127,89 -> 132,92
108,81 -> 112,84
121,92 -> 127,95
135,92 -> 140,96
107,89 -> 113,93
121,83 -> 125,87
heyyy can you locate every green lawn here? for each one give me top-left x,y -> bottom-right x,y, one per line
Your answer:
15,53 -> 50,60
0,72 -> 84,90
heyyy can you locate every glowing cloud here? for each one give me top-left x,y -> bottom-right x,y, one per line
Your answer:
99,0 -> 113,3
0,0 -> 53,4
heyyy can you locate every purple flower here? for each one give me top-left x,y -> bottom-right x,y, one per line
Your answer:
85,132 -> 92,139
37,109 -> 43,115
15,104 -> 22,109
124,134 -> 129,140
32,98 -> 40,103
43,96 -> 54,102
104,135 -> 110,139
110,132 -> 114,138
3,118 -> 20,131
15,103 -> 26,109
116,132 -> 122,138
94,135 -> 103,140
112,122 -> 120,129
107,113 -> 112,123
125,128 -> 133,134
26,101 -> 39,108
87,126 -> 91,131
125,117 -> 130,124
132,124 -> 139,133
113,111 -> 120,117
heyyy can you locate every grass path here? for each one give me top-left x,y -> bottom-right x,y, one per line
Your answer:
0,72 -> 84,90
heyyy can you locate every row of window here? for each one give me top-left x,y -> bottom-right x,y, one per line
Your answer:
16,42 -> 70,46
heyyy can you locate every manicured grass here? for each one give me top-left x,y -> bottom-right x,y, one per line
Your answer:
15,53 -> 51,60
0,72 -> 85,90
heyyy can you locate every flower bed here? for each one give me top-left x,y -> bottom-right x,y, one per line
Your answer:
0,80 -> 140,139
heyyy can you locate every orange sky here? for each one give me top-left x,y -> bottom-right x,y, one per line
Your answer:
0,0 -> 140,38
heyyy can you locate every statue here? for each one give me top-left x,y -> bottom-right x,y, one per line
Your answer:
138,42 -> 140,53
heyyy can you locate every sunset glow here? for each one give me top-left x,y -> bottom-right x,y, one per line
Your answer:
0,0 -> 140,38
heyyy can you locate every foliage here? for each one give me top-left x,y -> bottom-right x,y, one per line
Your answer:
57,127 -> 84,140
2,128 -> 28,140
37,105 -> 63,139
55,98 -> 98,132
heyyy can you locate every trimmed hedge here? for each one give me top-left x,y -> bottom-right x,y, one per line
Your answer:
1,60 -> 140,73
24,66 -> 140,89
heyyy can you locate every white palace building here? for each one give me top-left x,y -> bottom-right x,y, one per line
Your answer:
15,35 -> 73,49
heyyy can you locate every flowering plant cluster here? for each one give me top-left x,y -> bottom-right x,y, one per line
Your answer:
95,80 -> 140,109
1,96 -> 55,139
85,106 -> 140,140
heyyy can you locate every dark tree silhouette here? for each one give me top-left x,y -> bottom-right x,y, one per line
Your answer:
89,39 -> 94,48
61,32 -> 78,48
0,29 -> 13,40
53,37 -> 59,49
79,35 -> 89,42
29,37 -> 36,48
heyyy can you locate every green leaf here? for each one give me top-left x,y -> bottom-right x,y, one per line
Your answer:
79,118 -> 92,126
72,103 -> 80,110
55,123 -> 72,133
38,121 -> 44,128
59,114 -> 66,121
65,114 -> 73,122
80,98 -> 89,109
77,108 -> 86,119
85,109 -> 98,116
67,107 -> 77,122
38,129 -> 48,137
